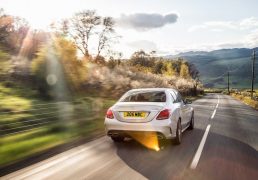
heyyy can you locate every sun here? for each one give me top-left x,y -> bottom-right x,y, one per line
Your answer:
2,0 -> 73,30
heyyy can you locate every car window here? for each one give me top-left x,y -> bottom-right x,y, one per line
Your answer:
172,90 -> 183,103
121,91 -> 166,102
170,92 -> 176,103
177,93 -> 183,103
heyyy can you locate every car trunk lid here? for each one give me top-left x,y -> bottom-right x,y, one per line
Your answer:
112,102 -> 165,123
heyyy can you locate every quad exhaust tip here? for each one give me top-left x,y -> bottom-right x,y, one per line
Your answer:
108,131 -> 165,139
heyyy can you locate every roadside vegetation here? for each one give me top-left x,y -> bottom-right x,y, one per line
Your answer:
230,90 -> 258,110
0,81 -> 115,166
0,8 -> 203,167
204,88 -> 224,93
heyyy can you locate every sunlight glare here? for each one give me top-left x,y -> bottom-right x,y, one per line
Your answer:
128,132 -> 160,151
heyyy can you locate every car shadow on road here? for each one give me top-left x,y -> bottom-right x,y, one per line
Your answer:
114,129 -> 258,180
114,128 -> 203,180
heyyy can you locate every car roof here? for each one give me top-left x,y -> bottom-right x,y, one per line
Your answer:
128,88 -> 177,92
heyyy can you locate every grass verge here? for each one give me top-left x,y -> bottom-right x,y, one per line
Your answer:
186,94 -> 204,102
0,81 -> 116,167
231,93 -> 258,110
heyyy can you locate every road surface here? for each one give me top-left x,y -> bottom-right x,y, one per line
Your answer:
2,94 -> 258,180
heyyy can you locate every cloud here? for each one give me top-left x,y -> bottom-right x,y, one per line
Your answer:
173,34 -> 258,54
188,17 -> 258,32
188,21 -> 236,32
239,17 -> 258,29
243,29 -> 258,47
116,12 -> 179,31
186,17 -> 258,52
169,29 -> 258,55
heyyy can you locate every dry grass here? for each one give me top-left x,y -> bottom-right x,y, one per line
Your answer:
231,93 -> 258,110
82,63 -> 201,97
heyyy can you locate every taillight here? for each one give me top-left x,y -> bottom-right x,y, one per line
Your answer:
106,109 -> 114,119
156,109 -> 170,120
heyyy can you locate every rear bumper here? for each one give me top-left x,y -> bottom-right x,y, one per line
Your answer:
104,118 -> 176,139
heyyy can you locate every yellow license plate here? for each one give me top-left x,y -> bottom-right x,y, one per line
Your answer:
123,112 -> 146,118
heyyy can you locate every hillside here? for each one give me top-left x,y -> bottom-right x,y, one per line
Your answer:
167,48 -> 258,89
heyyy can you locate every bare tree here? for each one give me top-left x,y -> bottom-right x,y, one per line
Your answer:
60,10 -> 119,61
96,17 -> 115,58
68,10 -> 101,57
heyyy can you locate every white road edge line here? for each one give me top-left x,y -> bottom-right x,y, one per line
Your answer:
216,95 -> 219,109
190,124 -> 211,169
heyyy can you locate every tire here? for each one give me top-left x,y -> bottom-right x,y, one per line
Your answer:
175,120 -> 182,145
189,112 -> 194,130
111,136 -> 124,142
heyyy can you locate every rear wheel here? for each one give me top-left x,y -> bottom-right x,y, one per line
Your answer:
111,136 -> 124,142
175,120 -> 182,145
189,112 -> 194,130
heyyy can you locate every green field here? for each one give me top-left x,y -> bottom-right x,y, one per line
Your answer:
0,81 -> 116,167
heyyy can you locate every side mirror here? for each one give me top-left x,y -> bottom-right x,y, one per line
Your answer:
184,99 -> 192,104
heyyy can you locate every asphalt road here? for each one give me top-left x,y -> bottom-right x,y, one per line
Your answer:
2,94 -> 258,180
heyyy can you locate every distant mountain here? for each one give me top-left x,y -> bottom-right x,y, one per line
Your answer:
166,48 -> 258,89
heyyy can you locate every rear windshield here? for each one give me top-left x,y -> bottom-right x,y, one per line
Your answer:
121,91 -> 166,102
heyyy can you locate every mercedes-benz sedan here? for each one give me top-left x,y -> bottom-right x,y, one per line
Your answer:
104,88 -> 194,144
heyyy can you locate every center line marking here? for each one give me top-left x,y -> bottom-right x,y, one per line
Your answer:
190,124 -> 211,169
190,94 -> 219,169
211,109 -> 217,119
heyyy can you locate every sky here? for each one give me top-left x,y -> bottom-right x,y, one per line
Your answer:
1,0 -> 258,57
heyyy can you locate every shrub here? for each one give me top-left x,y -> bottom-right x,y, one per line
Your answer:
81,63 -> 199,97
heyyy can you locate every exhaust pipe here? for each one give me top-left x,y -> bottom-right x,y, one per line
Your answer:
108,132 -> 119,137
157,134 -> 164,139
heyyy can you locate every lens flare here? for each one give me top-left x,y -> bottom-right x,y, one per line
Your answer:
128,132 -> 160,151
154,145 -> 160,152
46,74 -> 57,85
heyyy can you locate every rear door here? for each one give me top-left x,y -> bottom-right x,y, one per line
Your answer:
172,91 -> 188,128
183,99 -> 192,123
